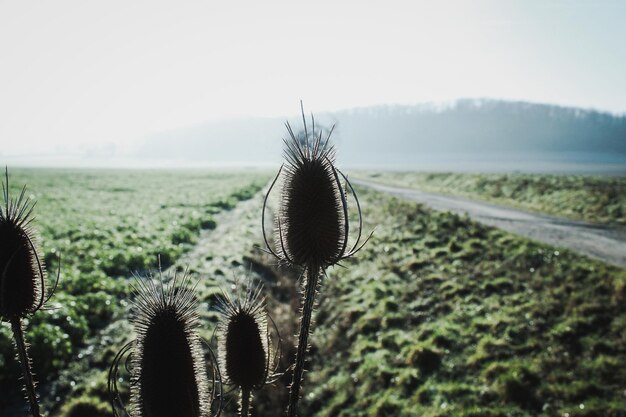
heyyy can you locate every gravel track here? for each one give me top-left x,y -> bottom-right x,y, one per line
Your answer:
354,179 -> 626,269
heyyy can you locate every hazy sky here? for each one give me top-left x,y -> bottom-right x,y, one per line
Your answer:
1,0 -> 625,156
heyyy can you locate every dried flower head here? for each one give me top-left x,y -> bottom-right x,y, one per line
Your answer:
262,106 -> 370,269
216,279 -> 280,416
109,271 -> 212,417
0,168 -> 46,321
262,105 -> 371,417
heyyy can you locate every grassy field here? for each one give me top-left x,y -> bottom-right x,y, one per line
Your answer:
302,187 -> 626,417
358,172 -> 626,225
0,168 -> 268,414
1,169 -> 625,417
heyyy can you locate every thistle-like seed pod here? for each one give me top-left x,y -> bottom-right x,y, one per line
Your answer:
262,106 -> 369,269
109,271 -> 211,417
0,168 -> 46,321
262,105 -> 370,417
280,130 -> 344,267
216,280 -> 280,417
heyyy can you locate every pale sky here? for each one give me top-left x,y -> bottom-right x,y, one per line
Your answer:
1,0 -> 625,157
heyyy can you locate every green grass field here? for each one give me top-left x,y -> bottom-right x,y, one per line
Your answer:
0,168 -> 268,414
1,169 -> 625,417
302,187 -> 626,417
358,172 -> 626,225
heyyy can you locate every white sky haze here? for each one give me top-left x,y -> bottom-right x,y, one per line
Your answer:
1,0 -> 625,157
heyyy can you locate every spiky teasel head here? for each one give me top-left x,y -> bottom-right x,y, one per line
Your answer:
262,104 -> 370,268
0,168 -> 46,321
216,279 -> 280,415
121,271 -> 211,417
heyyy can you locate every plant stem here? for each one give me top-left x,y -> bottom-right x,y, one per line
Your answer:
287,264 -> 320,417
10,317 -> 41,417
240,388 -> 251,417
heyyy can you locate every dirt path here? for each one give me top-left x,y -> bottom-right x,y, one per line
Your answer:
354,179 -> 626,269
167,182 -> 297,416
171,186 -> 269,284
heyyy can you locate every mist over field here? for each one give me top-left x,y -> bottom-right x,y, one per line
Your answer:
137,99 -> 626,174
138,99 -> 626,173
4,99 -> 626,174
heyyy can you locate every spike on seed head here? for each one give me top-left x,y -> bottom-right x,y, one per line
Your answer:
128,271 -> 209,417
0,168 -> 46,321
216,279 -> 273,392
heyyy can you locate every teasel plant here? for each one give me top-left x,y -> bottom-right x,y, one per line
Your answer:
262,104 -> 371,417
0,168 -> 59,417
108,269 -> 221,417
215,278 -> 281,417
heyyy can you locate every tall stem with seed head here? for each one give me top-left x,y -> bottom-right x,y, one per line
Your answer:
263,108 -> 370,416
287,264 -> 320,417
10,317 -> 41,417
1,169 -> 45,417
216,279 -> 276,417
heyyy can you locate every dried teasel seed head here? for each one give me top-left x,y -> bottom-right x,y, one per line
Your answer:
0,168 -> 46,321
217,281 -> 272,392
226,313 -> 266,389
129,272 -> 209,417
278,121 -> 345,267
262,108 -> 371,269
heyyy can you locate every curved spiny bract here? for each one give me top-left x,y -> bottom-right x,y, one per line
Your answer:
0,168 -> 46,321
129,272 -> 210,417
216,280 -> 277,417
